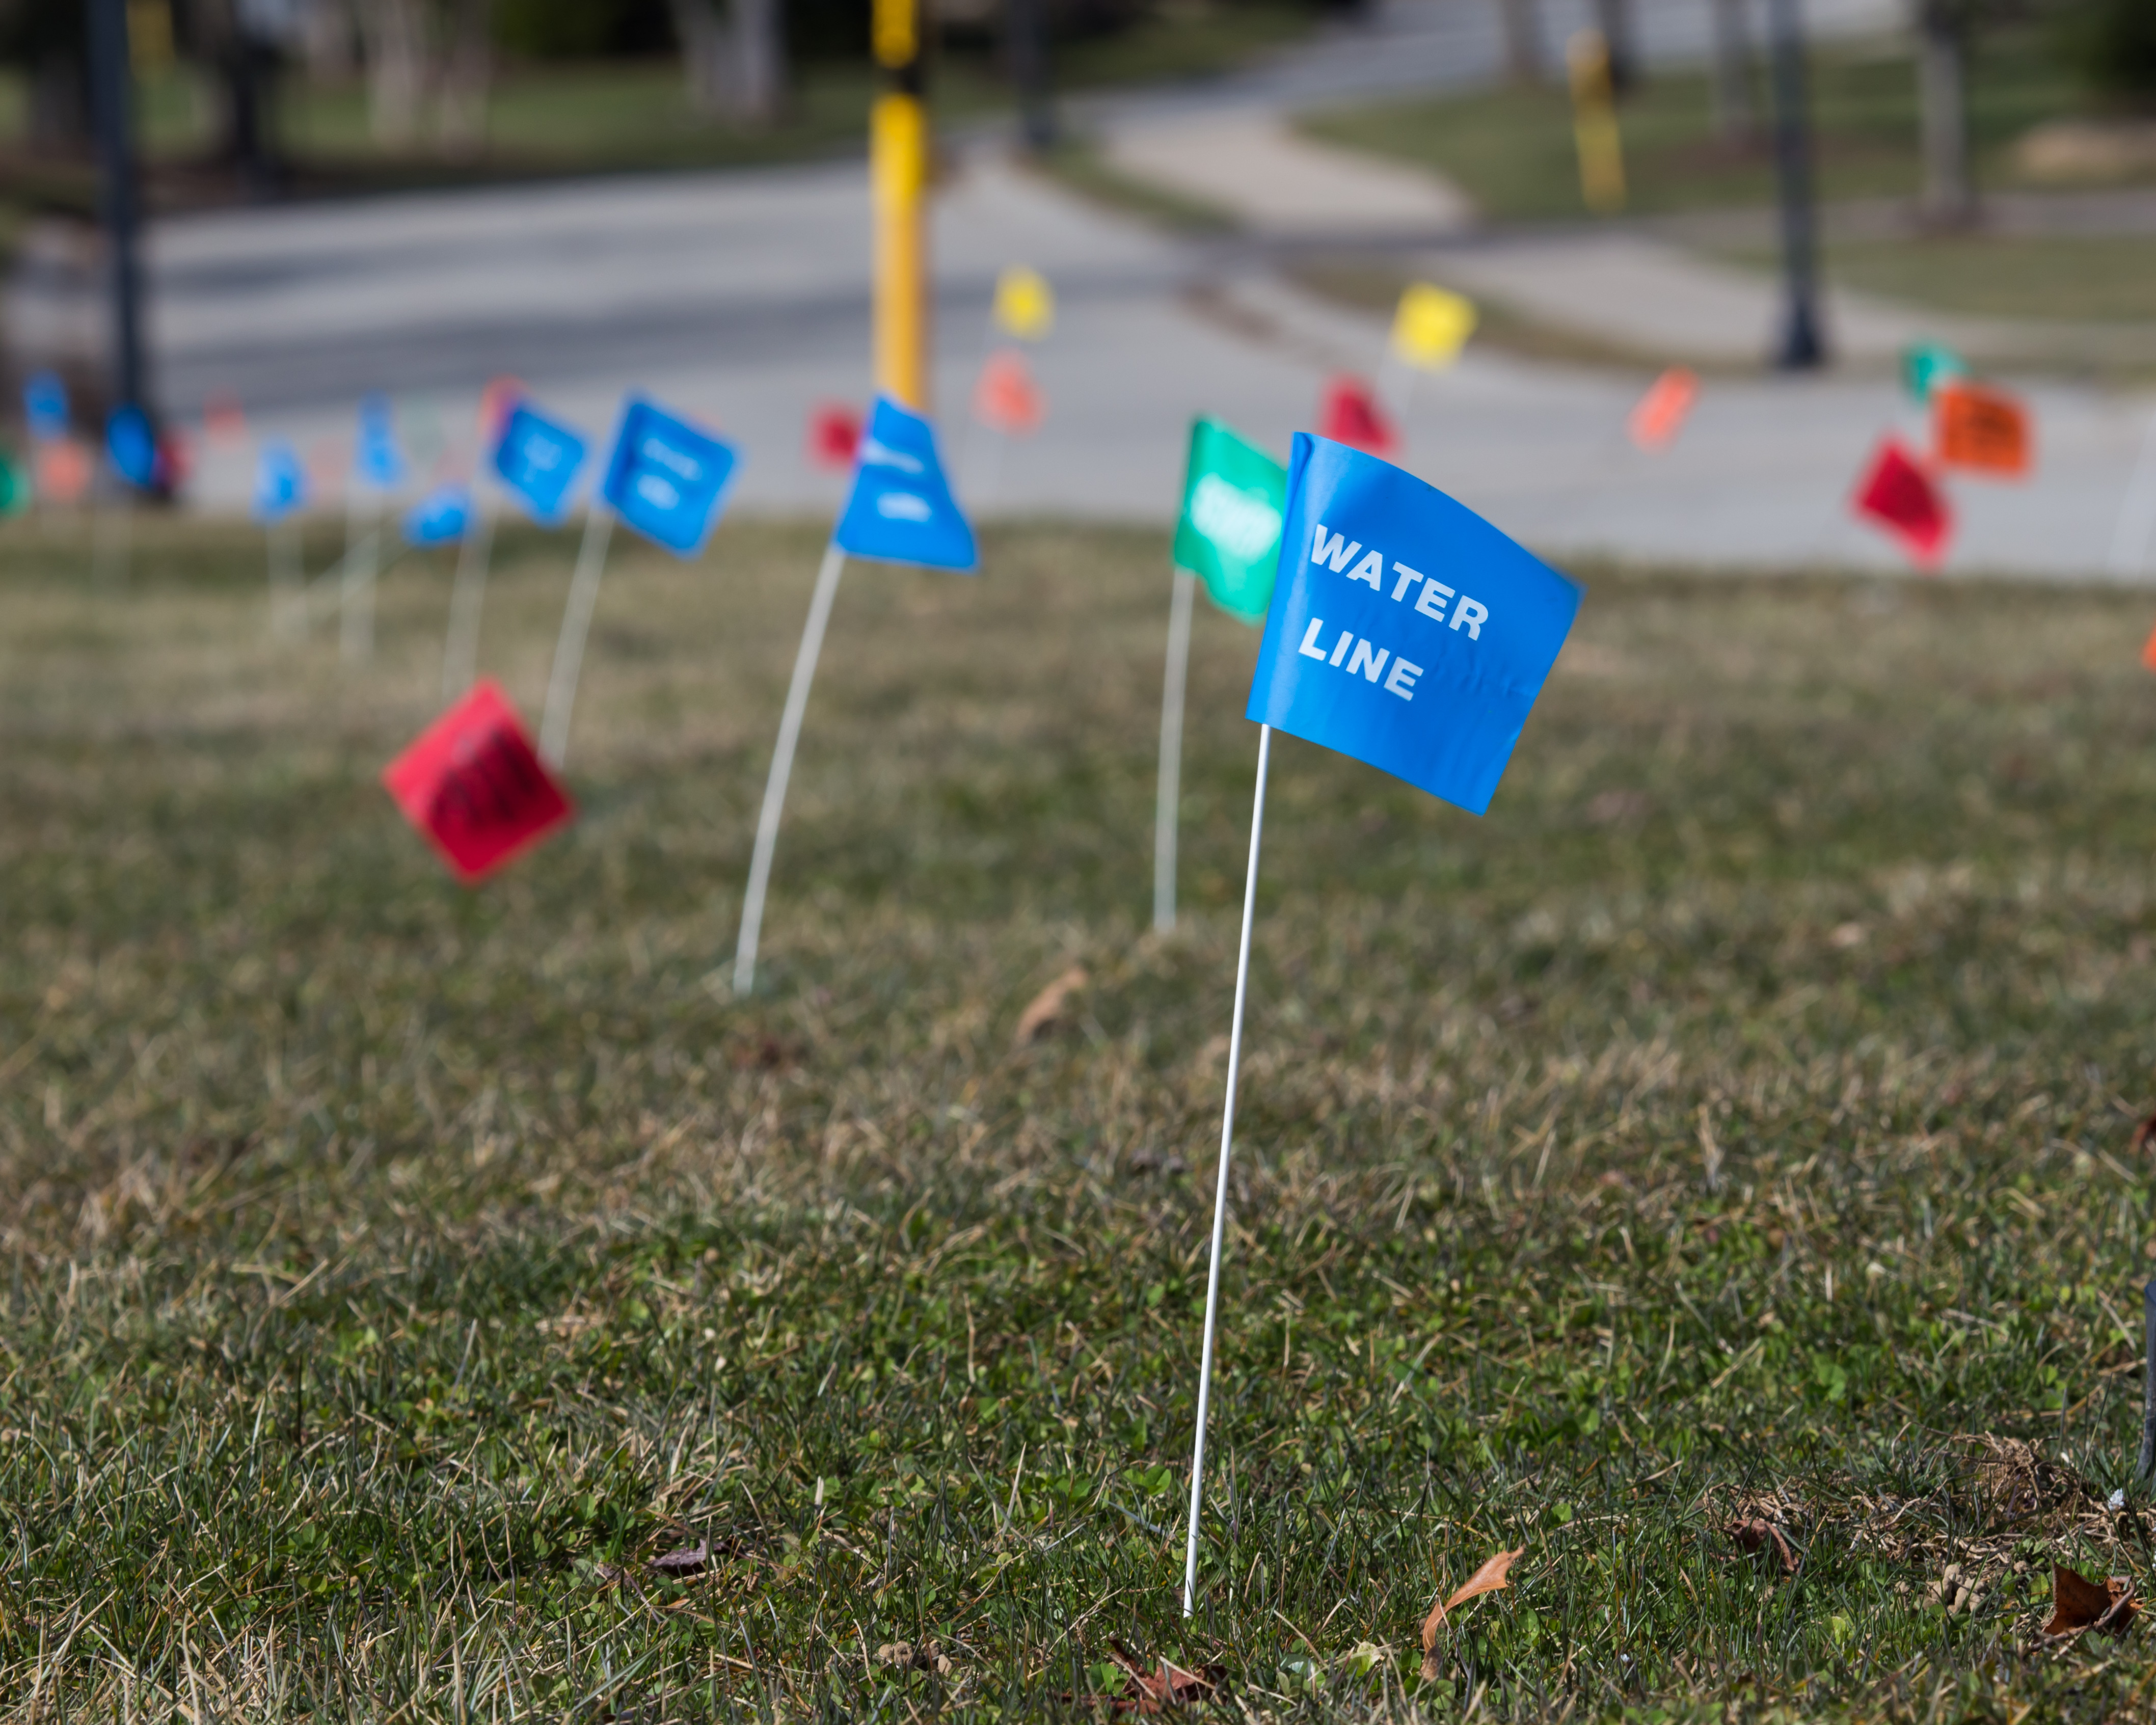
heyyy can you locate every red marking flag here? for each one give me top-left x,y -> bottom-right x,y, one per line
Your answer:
808,404 -> 862,469
1627,367 -> 1697,451
1852,438 -> 1951,567
1933,381 -> 2031,478
381,681 -> 574,883
1317,376 -> 1398,457
2140,619 -> 2156,673
973,349 -> 1044,436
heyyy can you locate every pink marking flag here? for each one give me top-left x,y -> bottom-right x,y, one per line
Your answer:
808,403 -> 862,470
1852,438 -> 1951,568
381,680 -> 574,883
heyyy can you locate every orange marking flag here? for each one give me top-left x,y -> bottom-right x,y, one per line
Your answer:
973,349 -> 1044,436
1933,381 -> 2031,477
32,438 -> 91,505
2140,619 -> 2156,673
1627,367 -> 1698,451
382,680 -> 574,884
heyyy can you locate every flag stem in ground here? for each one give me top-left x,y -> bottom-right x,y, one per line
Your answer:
341,492 -> 380,663
2110,409 -> 2156,580
1182,720 -> 1272,1618
1154,567 -> 1197,933
538,506 -> 616,768
91,496 -> 131,596
442,499 -> 498,701
268,518 -> 305,640
735,542 -> 850,996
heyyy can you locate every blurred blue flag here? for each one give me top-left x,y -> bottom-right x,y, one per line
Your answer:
106,405 -> 156,490
253,440 -> 306,523
355,394 -> 407,489
24,372 -> 68,441
1246,434 -> 1580,816
600,397 -> 739,556
492,400 -> 587,526
832,396 -> 975,571
404,482 -> 472,546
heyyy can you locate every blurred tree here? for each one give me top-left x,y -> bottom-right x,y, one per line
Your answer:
1708,0 -> 1754,140
2064,0 -> 2156,97
0,0 -> 91,153
666,0 -> 786,124
343,0 -> 494,151
1495,0 -> 1544,83
1915,0 -> 1975,222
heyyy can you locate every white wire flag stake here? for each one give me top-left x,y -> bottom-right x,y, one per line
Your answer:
1174,429 -> 1580,1618
732,394 -> 977,995
2110,406 -> 2156,581
735,540 -> 849,996
441,494 -> 497,700
538,504 -> 615,769
1181,720 -> 1271,1615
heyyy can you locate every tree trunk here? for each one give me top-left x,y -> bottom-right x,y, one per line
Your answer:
1709,0 -> 1754,142
730,0 -> 786,128
436,0 -> 493,155
667,0 -> 731,113
358,0 -> 430,146
1917,0 -> 1973,224
1496,0 -> 1542,84
302,0 -> 358,79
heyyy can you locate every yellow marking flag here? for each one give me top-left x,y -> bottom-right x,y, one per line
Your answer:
1390,283 -> 1477,370
993,266 -> 1056,341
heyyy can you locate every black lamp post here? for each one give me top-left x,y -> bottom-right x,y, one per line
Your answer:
1765,0 -> 1825,369
1009,0 -> 1054,152
85,0 -> 153,428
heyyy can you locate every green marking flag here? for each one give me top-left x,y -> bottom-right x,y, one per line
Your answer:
0,450 -> 25,516
1902,341 -> 1966,405
1173,418 -> 1288,624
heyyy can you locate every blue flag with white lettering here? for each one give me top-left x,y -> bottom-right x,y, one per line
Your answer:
600,397 -> 740,556
832,396 -> 976,571
253,440 -> 306,523
492,400 -> 588,527
404,482 -> 472,546
1246,434 -> 1580,816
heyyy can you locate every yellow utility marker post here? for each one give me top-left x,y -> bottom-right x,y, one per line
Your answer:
1567,29 -> 1628,215
873,0 -> 930,410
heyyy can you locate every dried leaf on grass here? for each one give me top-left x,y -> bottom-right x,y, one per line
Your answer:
1419,1549 -> 1524,1680
2042,1563 -> 2137,1640
1015,964 -> 1088,1044
2133,1111 -> 2156,1155
1099,1641 -> 1221,1714
1727,1517 -> 1798,1573
649,1538 -> 708,1576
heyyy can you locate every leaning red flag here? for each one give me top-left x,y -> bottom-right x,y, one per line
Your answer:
382,681 -> 574,883
1317,376 -> 1398,457
2140,619 -> 2156,673
1627,367 -> 1698,451
1852,438 -> 1951,567
808,403 -> 862,469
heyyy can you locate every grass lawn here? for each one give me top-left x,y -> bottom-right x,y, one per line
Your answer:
9,516 -> 2156,1718
1712,232 -> 2156,325
1299,30 -> 2096,224
0,5 -> 1317,208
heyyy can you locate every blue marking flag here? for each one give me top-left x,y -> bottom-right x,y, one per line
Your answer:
253,440 -> 306,523
832,396 -> 975,571
24,371 -> 68,442
492,400 -> 588,527
1247,434 -> 1581,816
106,405 -> 157,490
600,397 -> 740,556
404,482 -> 472,546
355,394 -> 407,489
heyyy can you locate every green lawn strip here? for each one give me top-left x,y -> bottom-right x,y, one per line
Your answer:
1297,31 -> 2097,225
5,520 -> 2156,1717
1710,231 -> 2156,326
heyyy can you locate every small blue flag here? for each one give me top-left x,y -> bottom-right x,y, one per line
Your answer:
832,396 -> 975,571
404,482 -> 472,546
355,394 -> 407,489
600,397 -> 740,556
1246,434 -> 1580,816
107,405 -> 157,490
24,371 -> 68,442
253,440 -> 306,523
492,400 -> 588,527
